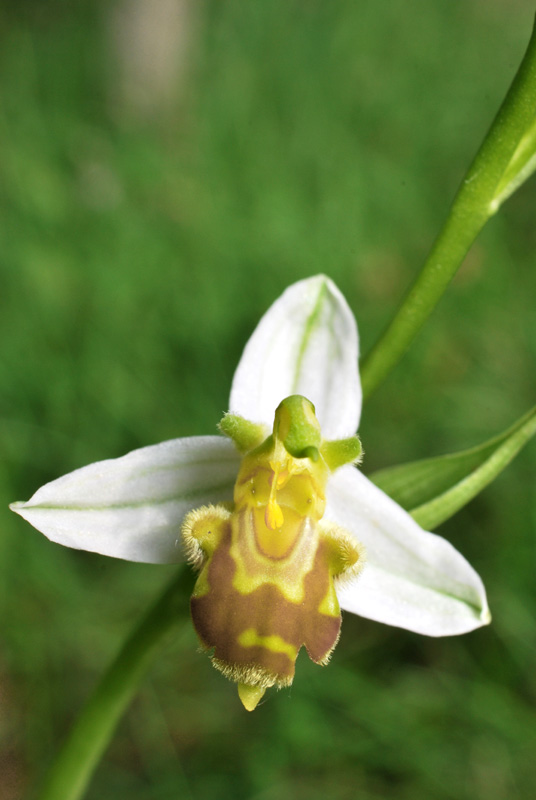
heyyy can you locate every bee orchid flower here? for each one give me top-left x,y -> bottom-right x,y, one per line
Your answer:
11,276 -> 490,710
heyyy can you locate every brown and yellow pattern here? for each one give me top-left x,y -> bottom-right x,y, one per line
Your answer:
181,395 -> 365,710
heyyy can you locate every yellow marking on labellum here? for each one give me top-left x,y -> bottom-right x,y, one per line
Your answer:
255,505 -> 302,560
229,508 -> 318,602
238,628 -> 299,662
317,581 -> 340,618
181,394 -> 367,711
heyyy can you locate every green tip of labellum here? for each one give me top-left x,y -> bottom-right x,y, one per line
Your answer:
238,683 -> 266,711
274,395 -> 321,460
321,436 -> 363,472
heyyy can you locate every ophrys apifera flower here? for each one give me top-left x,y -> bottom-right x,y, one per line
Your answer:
10,276 -> 490,710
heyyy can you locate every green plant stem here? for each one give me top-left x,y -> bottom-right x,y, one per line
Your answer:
361,17 -> 536,399
38,568 -> 191,800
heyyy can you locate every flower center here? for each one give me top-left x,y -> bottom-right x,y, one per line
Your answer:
182,394 -> 365,711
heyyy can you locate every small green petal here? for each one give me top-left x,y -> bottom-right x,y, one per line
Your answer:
218,413 -> 268,453
321,436 -> 363,472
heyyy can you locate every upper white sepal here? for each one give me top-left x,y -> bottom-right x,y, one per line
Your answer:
230,275 -> 362,439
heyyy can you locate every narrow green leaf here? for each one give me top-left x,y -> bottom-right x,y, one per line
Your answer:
370,406 -> 536,530
491,116 -> 536,209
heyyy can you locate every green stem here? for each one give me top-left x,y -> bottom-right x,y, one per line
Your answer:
38,569 -> 191,800
361,17 -> 536,399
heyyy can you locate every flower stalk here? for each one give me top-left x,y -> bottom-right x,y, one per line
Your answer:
361,16 -> 536,399
37,569 -> 190,800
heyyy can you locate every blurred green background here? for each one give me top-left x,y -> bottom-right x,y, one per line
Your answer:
1,1 -> 536,798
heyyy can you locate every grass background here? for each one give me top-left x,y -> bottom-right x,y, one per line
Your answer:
1,1 -> 536,798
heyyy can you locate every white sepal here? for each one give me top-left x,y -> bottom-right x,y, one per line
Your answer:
230,275 -> 361,438
11,436 -> 239,564
327,466 -> 491,636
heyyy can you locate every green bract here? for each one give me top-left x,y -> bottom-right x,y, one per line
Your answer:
371,405 -> 536,529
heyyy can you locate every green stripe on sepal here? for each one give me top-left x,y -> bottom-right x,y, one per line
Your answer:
370,405 -> 536,529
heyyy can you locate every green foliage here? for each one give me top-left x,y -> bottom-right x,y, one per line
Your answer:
1,2 -> 536,800
371,405 -> 536,528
